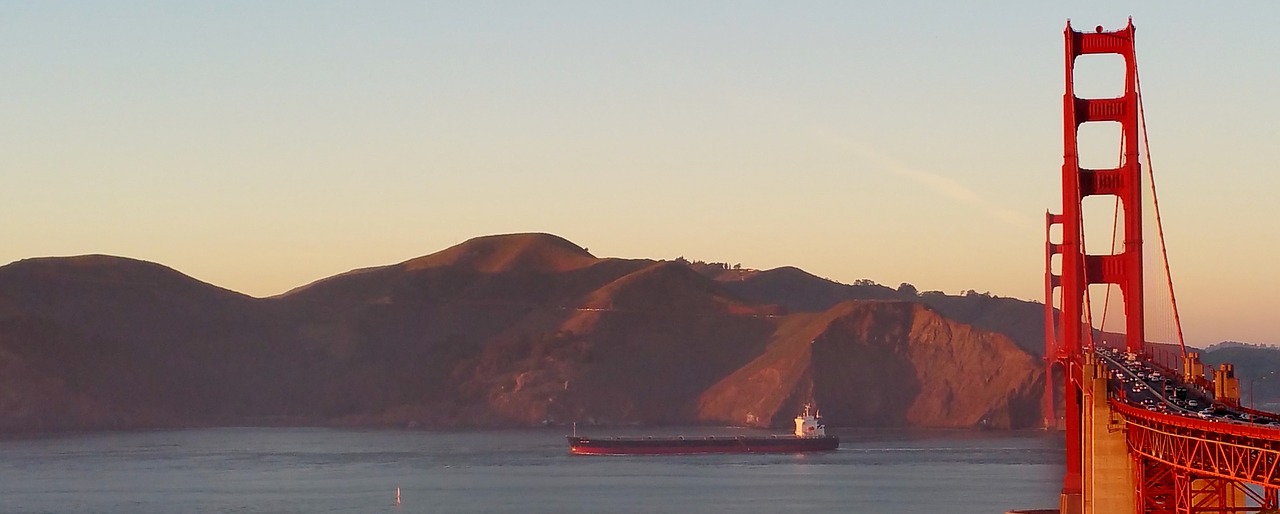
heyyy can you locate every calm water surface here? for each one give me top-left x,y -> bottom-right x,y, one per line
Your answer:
0,427 -> 1064,513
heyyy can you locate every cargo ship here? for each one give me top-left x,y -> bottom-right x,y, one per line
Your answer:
566,404 -> 839,455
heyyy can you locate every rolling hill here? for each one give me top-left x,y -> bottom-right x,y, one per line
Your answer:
0,233 -> 1053,433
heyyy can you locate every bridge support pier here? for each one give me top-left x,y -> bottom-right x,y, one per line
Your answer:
1080,353 -> 1135,514
1060,492 -> 1082,514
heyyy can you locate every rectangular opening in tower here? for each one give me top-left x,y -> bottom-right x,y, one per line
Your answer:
1072,53 -> 1126,100
1086,282 -> 1130,343
1075,121 -> 1124,171
1080,194 -> 1124,257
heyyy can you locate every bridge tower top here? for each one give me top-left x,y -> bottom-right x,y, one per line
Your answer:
1053,17 -> 1145,360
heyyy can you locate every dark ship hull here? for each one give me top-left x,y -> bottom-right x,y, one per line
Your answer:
566,434 -> 840,455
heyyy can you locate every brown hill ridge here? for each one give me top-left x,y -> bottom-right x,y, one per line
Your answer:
0,233 -> 1044,433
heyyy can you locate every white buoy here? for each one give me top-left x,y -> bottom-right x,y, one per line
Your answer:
396,487 -> 401,506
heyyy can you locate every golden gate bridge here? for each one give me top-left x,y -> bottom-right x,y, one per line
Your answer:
1036,18 -> 1280,514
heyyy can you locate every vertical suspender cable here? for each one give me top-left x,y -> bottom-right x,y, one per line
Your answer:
1077,145 -> 1098,352
1134,57 -> 1189,360
1097,127 -> 1127,339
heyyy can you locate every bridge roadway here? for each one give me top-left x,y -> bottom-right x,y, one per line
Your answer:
1095,346 -> 1280,508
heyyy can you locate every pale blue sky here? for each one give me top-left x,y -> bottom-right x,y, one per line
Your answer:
4,2 -> 1278,346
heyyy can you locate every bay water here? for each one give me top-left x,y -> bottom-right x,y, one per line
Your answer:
0,427 -> 1063,513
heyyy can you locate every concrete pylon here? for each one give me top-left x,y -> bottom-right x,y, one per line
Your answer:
1080,353 -> 1135,514
1214,364 -> 1240,407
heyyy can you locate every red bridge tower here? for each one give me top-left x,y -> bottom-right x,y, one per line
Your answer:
1046,18 -> 1143,513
